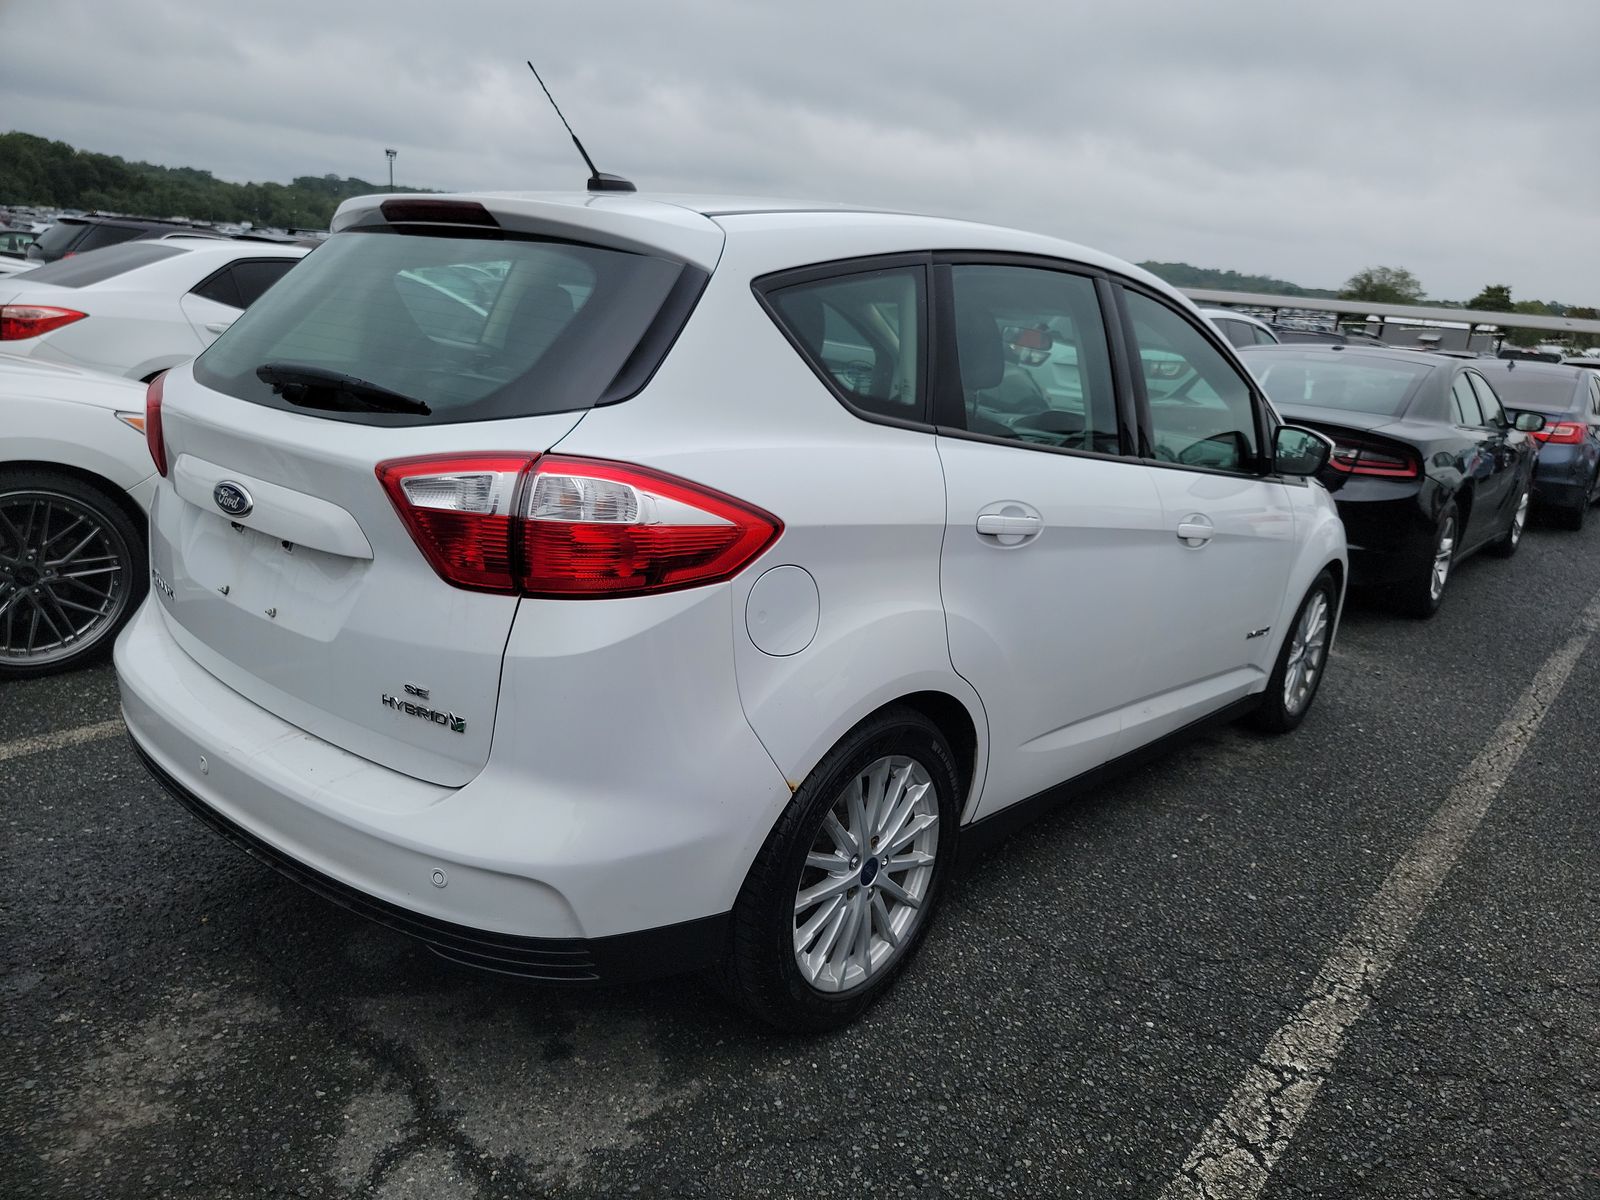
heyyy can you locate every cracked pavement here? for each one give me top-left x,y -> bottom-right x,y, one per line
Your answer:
4,514 -> 1600,1198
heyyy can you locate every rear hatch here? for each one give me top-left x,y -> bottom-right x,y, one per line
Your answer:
149,198 -> 719,785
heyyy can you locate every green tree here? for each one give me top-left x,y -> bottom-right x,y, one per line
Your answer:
1467,284 -> 1513,311
1504,300 -> 1557,348
1340,266 -> 1425,304
1567,305 -> 1599,352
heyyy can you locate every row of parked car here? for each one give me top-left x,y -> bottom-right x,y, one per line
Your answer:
2,191 -> 1590,1030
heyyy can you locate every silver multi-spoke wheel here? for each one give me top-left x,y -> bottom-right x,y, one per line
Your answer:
0,488 -> 134,669
1430,516 -> 1456,602
1509,490 -> 1529,546
1282,590 -> 1329,716
793,755 -> 939,993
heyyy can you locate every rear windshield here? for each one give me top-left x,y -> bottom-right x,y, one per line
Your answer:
193,229 -> 692,424
18,241 -> 186,287
1251,355 -> 1432,417
30,220 -> 87,258
1478,373 -> 1581,412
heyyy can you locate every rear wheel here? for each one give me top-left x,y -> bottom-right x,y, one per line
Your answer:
1557,495 -> 1588,532
1393,503 -> 1457,619
721,706 -> 961,1031
1487,485 -> 1530,557
0,469 -> 146,679
1248,570 -> 1336,734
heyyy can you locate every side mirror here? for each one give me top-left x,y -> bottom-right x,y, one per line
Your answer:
1512,411 -> 1546,433
1273,424 -> 1333,476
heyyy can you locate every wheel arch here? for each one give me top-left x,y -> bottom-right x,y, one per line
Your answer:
1,459 -> 148,542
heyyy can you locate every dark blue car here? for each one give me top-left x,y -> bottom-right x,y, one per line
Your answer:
1472,360 -> 1600,530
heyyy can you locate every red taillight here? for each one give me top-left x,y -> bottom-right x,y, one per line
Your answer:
0,304 -> 87,340
145,371 -> 168,477
1327,436 -> 1420,479
376,454 -> 782,598
1533,421 -> 1584,445
376,455 -> 530,593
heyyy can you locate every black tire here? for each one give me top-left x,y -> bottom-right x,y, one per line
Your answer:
0,468 -> 147,679
1556,497 -> 1587,532
1392,502 -> 1458,619
1248,570 -> 1337,735
1487,484 -> 1530,558
720,705 -> 962,1032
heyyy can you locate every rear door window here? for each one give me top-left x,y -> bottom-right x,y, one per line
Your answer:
1466,373 -> 1504,426
190,258 -> 300,310
193,229 -> 696,425
765,266 -> 926,422
1450,376 -> 1483,425
945,263 -> 1121,454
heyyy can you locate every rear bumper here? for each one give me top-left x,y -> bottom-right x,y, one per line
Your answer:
132,738 -> 725,982
1333,486 -> 1434,587
1531,449 -> 1590,510
115,589 -> 793,982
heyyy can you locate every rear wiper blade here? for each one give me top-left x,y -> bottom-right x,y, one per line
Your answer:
256,362 -> 431,415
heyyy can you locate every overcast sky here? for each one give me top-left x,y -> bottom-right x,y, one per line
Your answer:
3,1 -> 1597,301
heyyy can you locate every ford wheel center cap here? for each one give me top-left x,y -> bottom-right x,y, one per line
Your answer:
213,481 -> 253,517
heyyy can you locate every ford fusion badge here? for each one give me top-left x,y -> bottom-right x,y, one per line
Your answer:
213,481 -> 253,517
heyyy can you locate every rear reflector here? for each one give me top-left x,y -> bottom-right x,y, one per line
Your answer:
377,454 -> 781,598
1533,421 -> 1584,445
0,304 -> 87,340
1326,434 -> 1420,479
145,371 -> 168,477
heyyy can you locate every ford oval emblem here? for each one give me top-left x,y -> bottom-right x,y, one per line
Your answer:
213,481 -> 253,518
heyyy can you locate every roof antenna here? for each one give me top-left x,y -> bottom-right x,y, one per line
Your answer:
526,61 -> 636,194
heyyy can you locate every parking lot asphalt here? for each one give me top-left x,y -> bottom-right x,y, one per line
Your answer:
4,520 -> 1599,1200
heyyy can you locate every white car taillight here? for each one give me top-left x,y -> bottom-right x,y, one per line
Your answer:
377,454 -> 782,598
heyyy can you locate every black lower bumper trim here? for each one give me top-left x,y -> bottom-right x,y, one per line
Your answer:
131,737 -> 729,984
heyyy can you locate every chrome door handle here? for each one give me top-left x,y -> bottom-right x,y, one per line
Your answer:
976,514 -> 1042,537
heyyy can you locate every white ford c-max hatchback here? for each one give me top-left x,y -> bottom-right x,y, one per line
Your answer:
116,192 -> 1345,1030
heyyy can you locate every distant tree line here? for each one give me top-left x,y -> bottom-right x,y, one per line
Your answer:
1138,261 -> 1339,299
0,130 -> 430,230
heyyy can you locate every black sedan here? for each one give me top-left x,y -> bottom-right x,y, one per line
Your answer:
1243,345 -> 1544,617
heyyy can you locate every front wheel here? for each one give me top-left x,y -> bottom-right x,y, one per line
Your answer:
1248,570 -> 1337,734
720,706 -> 961,1032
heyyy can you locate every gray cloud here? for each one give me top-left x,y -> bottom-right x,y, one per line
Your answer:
2,0 -> 1596,300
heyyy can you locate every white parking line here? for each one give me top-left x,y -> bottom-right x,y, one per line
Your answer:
0,718 -> 126,764
1162,590 -> 1600,1200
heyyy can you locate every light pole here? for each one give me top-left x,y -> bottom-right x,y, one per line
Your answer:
385,148 -> 397,189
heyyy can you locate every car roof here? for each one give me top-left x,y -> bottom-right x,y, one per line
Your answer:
1239,343 -> 1458,369
330,191 -> 1183,300
1200,307 -> 1273,328
158,236 -> 309,258
1469,358 -> 1590,380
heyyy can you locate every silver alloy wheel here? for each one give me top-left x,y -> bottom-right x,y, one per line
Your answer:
1430,516 -> 1456,602
1282,590 -> 1329,716
0,490 -> 132,667
1509,490 -> 1529,546
793,755 -> 939,993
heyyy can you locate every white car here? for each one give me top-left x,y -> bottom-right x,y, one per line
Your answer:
1,354 -> 154,677
0,237 -> 308,382
115,192 -> 1346,1029
1202,307 -> 1281,349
